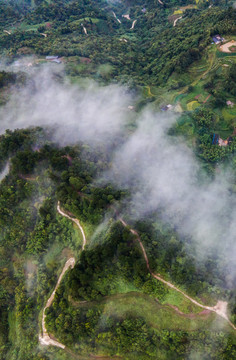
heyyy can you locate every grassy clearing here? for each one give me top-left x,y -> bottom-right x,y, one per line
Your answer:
70,18 -> 100,26
110,277 -> 140,294
222,106 -> 236,121
43,241 -> 65,266
161,288 -> 201,314
69,291 -> 225,332
10,22 -> 46,32
94,292 -> 224,332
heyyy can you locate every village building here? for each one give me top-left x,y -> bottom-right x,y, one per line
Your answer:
212,133 -> 219,145
51,59 -> 61,64
46,56 -> 59,60
161,104 -> 172,111
226,100 -> 234,107
218,138 -> 228,147
212,35 -> 224,44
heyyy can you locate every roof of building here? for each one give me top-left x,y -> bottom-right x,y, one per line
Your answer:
46,56 -> 59,60
212,133 -> 219,145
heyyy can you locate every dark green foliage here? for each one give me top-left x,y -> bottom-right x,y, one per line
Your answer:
0,1 -> 235,86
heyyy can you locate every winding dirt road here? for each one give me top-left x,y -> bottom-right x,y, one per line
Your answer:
130,20 -> 137,30
81,24 -> 88,35
39,202 -> 87,348
112,12 -> 121,24
40,203 -> 235,353
57,202 -> 87,250
173,16 -> 182,26
119,217 -> 236,331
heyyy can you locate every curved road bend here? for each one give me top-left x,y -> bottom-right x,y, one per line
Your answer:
119,217 -> 236,331
39,204 -> 235,353
39,202 -> 87,348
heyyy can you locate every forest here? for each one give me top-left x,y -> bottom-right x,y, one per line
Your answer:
0,0 -> 235,359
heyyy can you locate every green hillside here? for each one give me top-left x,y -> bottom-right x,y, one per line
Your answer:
0,0 -> 235,359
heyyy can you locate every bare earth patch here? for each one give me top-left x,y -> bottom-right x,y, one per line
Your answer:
220,40 -> 236,53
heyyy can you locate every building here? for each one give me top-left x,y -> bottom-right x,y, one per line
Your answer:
51,59 -> 61,64
226,100 -> 234,107
212,35 -> 224,44
212,133 -> 219,145
161,104 -> 172,111
46,56 -> 59,60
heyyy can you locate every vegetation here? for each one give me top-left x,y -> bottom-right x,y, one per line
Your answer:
0,0 -> 235,359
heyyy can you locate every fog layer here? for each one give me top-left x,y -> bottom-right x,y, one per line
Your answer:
0,64 -> 235,282
0,65 -> 132,146
106,112 -> 236,282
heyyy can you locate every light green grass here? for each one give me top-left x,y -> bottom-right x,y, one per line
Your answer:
162,288 -> 201,314
10,22 -> 46,32
110,277 -> 140,294
95,292 -> 226,332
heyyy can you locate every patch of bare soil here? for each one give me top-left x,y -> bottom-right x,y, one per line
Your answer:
220,40 -> 236,53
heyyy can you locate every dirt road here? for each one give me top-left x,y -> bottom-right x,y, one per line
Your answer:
119,217 -> 236,330
173,16 -> 182,26
39,202 -> 87,348
81,24 -> 88,35
130,20 -> 137,29
57,202 -> 87,250
39,257 -> 75,349
112,12 -> 121,24
39,203 -> 235,354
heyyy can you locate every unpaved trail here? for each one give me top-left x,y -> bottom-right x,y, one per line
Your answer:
3,30 -> 11,35
39,202 -> 87,348
173,16 -> 182,26
122,14 -> 131,20
39,257 -> 75,349
81,24 -> 88,35
203,94 -> 211,103
158,0 -> 164,5
130,20 -> 137,30
57,202 -> 86,250
40,33 -> 47,38
119,217 -> 236,330
112,12 -> 121,24
167,304 -> 211,318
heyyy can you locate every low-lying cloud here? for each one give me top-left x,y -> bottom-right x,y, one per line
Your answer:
0,64 -> 132,146
106,111 -> 236,284
0,62 -> 235,285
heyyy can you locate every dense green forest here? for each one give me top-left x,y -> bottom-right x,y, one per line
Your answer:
0,0 -> 236,359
